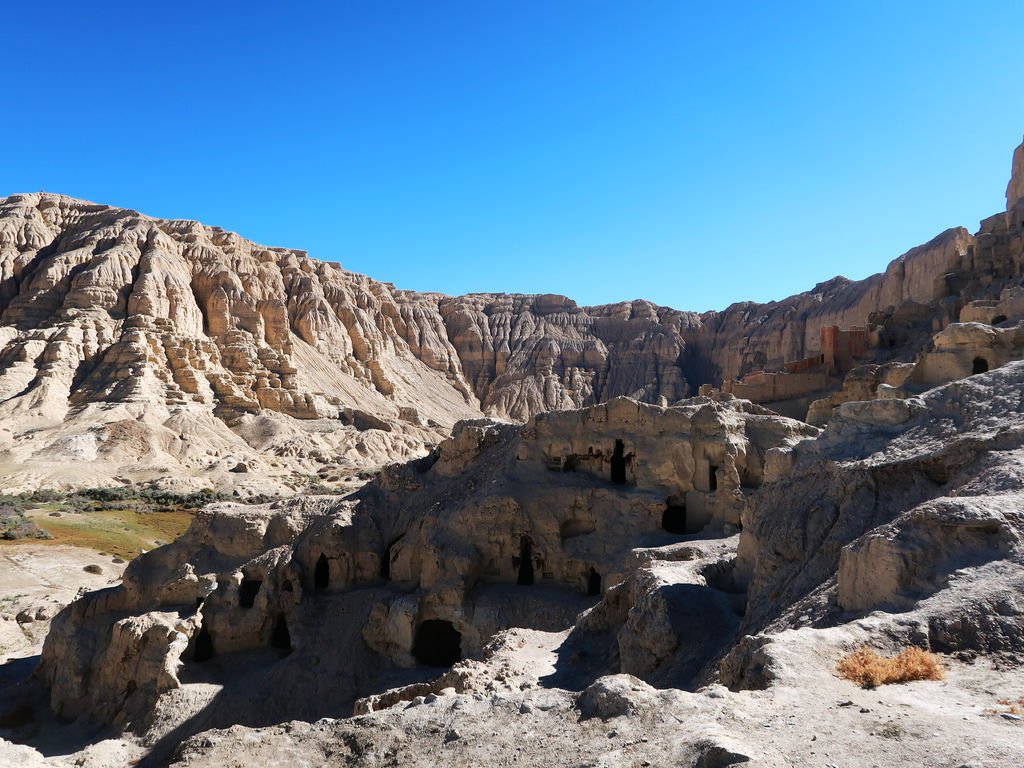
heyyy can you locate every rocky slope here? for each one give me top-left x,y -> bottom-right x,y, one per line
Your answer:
3,137 -> 1023,492
7,359 -> 1024,766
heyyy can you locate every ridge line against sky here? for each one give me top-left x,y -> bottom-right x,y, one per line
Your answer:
3,1 -> 1024,312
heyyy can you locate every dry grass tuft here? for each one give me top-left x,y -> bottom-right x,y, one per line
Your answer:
989,697 -> 1024,716
837,646 -> 945,688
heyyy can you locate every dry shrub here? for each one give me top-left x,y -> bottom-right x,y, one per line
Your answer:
990,697 -> 1024,715
837,646 -> 945,688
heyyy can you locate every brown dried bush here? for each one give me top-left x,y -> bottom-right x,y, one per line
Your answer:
837,646 -> 945,688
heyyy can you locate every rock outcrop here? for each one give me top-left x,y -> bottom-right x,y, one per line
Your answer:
36,397 -> 814,735
1008,135 -> 1024,211
6,139 -> 1024,490
735,360 -> 1024,655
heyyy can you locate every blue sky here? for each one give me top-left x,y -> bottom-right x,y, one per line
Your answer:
3,2 -> 1023,311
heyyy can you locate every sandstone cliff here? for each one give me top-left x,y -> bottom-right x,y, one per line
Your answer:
28,362 -> 1024,765
0,189 -> 994,492
35,397 -> 813,732
1008,135 -> 1024,211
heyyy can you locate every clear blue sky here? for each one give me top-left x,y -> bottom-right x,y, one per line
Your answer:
4,2 -> 1024,312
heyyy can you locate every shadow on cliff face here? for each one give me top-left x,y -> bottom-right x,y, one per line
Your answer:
538,578 -> 741,695
0,654 -> 119,759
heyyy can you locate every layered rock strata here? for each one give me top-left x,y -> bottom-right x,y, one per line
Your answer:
6,140 -> 1024,491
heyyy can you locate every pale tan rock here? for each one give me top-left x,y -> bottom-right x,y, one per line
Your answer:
1007,135 -> 1024,211
38,396 -> 812,730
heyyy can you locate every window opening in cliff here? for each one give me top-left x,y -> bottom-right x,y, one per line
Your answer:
314,554 -> 329,590
238,579 -> 261,609
993,315 -> 1008,325
587,567 -> 602,596
662,503 -> 687,534
381,537 -> 401,581
611,440 -> 627,484
517,536 -> 535,585
560,518 -> 596,539
193,622 -> 214,662
412,620 -> 462,666
972,357 -> 989,375
709,465 -> 719,492
271,614 -> 292,651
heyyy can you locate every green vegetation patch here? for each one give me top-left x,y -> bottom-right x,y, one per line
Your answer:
0,487 -> 241,559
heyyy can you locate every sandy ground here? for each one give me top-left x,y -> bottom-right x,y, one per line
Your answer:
170,625 -> 1024,767
0,544 -> 125,664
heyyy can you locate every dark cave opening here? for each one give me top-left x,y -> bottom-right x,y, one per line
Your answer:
238,579 -> 262,609
972,357 -> 989,375
610,439 -> 627,485
587,567 -> 602,596
381,537 -> 402,581
709,464 -> 719,492
193,622 -> 214,663
412,619 -> 462,667
992,315 -> 1007,325
662,503 -> 687,534
270,614 -> 292,651
517,535 -> 535,585
314,553 -> 329,590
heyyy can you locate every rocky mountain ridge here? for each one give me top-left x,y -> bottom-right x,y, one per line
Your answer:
0,136 -> 1022,492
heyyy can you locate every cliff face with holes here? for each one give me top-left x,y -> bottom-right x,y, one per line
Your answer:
1,139 -> 1023,490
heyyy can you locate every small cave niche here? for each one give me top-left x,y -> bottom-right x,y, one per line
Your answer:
314,553 -> 329,590
992,315 -> 1008,325
270,614 -> 292,651
587,567 -> 602,596
411,619 -> 462,667
560,518 -> 596,540
708,464 -> 719,492
282,579 -> 293,592
701,560 -> 747,617
972,357 -> 989,375
238,579 -> 262,609
193,622 -> 214,663
662,502 -> 687,534
610,440 -> 627,485
381,536 -> 402,581
517,535 -> 535,585
563,455 -> 580,472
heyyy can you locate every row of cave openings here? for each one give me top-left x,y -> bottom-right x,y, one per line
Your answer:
192,576 -> 294,663
561,438 -> 719,496
192,484 -> 708,667
512,534 -> 602,596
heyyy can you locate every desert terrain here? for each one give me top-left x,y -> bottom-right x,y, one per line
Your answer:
0,136 -> 1023,766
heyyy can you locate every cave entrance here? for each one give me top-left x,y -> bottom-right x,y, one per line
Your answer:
587,567 -> 602,596
314,553 -> 329,590
238,579 -> 261,609
993,315 -> 1007,325
193,622 -> 214,663
411,619 -> 462,666
972,357 -> 989,374
381,536 -> 401,581
270,614 -> 292,651
709,464 -> 719,492
610,440 -> 627,485
517,535 -> 535,585
662,503 -> 687,534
